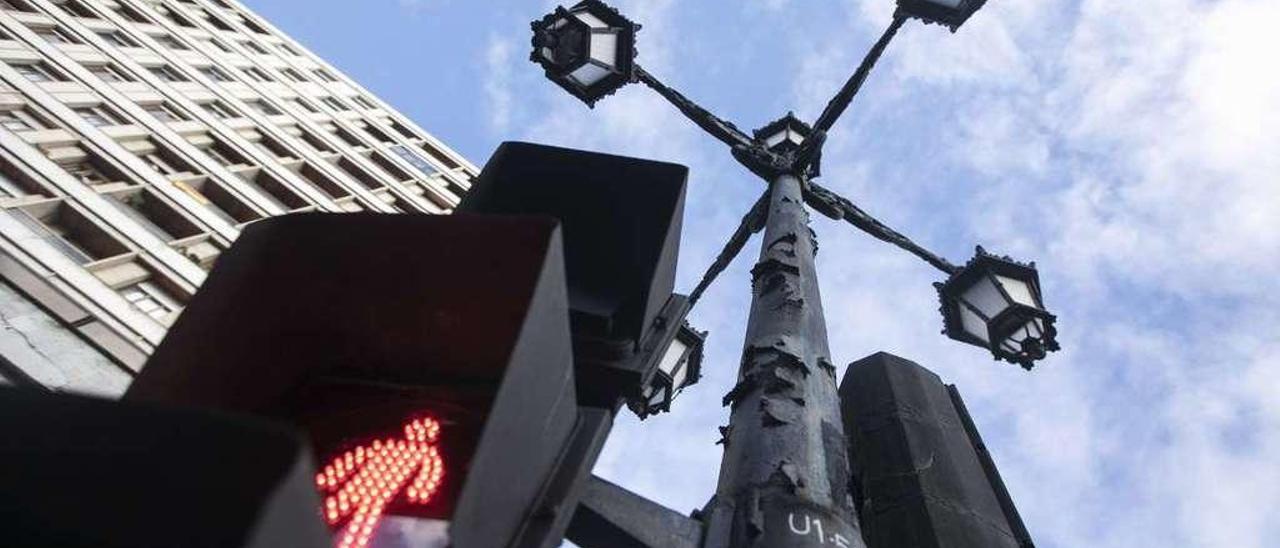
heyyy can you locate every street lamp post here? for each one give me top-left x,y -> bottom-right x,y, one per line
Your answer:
531,2 -> 1057,547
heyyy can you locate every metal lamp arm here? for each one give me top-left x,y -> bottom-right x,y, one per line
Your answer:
805,181 -> 960,275
811,13 -> 907,134
687,190 -> 771,307
634,66 -> 758,151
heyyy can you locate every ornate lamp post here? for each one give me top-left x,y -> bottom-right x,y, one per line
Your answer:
530,2 -> 1056,547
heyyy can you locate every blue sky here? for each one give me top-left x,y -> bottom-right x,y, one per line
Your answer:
242,1 -> 1280,546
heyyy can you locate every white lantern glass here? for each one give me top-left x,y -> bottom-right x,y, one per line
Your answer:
925,0 -> 964,7
960,275 -> 1005,318
589,32 -> 619,68
568,62 -> 612,86
657,336 -> 688,377
995,275 -> 1037,307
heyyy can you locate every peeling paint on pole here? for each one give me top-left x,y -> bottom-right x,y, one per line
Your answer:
705,174 -> 867,548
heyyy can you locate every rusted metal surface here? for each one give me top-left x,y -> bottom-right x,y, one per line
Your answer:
704,174 -> 867,548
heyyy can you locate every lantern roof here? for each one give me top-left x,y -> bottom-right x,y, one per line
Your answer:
896,0 -> 989,32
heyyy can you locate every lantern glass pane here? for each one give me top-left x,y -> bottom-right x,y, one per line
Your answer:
996,274 -> 1039,308
540,47 -> 555,61
671,358 -> 689,389
648,386 -> 668,407
588,32 -> 619,68
568,62 -> 612,87
960,274 -> 1007,318
924,0 -> 964,8
574,10 -> 610,29
765,132 -> 787,148
787,128 -> 805,146
658,337 -> 688,376
958,303 -> 989,342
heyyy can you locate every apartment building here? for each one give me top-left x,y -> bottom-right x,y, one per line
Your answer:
0,0 -> 475,396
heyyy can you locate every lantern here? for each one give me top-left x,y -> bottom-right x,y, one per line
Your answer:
753,112 -> 812,154
632,321 -> 706,419
530,0 -> 639,106
936,246 -> 1059,370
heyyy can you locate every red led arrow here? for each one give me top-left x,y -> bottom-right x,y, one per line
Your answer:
315,417 -> 445,548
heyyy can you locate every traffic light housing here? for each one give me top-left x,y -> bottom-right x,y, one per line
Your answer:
126,213 -> 589,548
0,387 -> 330,548
459,141 -> 691,409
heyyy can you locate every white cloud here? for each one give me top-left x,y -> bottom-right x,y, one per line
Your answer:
482,35 -> 514,133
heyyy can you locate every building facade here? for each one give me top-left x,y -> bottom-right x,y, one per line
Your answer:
0,0 -> 475,396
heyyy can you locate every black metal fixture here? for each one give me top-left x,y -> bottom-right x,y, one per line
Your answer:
632,318 -> 706,419
530,1 -> 1048,547
754,112 -> 812,154
896,0 -> 989,31
530,0 -> 639,106
937,247 -> 1059,370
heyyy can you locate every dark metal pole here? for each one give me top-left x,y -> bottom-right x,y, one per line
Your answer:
702,174 -> 866,548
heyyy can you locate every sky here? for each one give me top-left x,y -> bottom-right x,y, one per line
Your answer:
240,1 -> 1280,546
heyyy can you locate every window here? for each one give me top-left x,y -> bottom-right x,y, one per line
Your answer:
243,67 -> 274,82
202,10 -> 234,32
389,121 -> 419,141
421,143 -> 460,170
58,0 -> 97,18
197,66 -> 233,82
74,105 -> 125,127
135,142 -> 196,177
106,188 -> 202,242
1,0 -> 33,12
335,157 -> 383,190
120,279 -> 184,324
255,134 -> 295,161
247,100 -> 281,116
201,100 -> 238,119
389,145 -> 438,178
63,153 -> 126,189
144,102 -> 188,122
201,140 -> 248,167
357,121 -> 394,144
112,4 -> 149,23
0,162 -> 48,201
352,96 -> 378,110
12,62 -> 66,83
240,40 -> 269,55
313,69 -> 337,83
156,5 -> 194,27
281,68 -> 307,82
239,15 -> 270,35
369,152 -> 411,182
245,171 -> 307,211
204,38 -> 232,53
87,63 -> 132,82
298,162 -> 348,199
292,98 -> 318,113
277,42 -> 300,56
0,108 -> 50,132
154,34 -> 189,50
34,26 -> 81,45
298,129 -> 333,154
320,96 -> 350,112
329,126 -> 363,148
171,178 -> 262,224
11,202 -> 130,265
147,65 -> 188,83
97,31 -> 139,48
